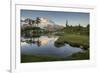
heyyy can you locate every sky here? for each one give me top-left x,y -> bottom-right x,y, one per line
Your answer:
21,9 -> 90,27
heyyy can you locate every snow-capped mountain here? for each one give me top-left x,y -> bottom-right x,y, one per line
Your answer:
21,17 -> 64,30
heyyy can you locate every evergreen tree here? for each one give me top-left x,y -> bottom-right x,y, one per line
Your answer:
87,24 -> 89,30
66,20 -> 68,28
78,24 -> 81,31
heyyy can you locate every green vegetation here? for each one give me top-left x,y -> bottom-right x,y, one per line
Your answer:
70,50 -> 89,60
21,54 -> 66,63
55,33 -> 89,49
21,51 -> 89,63
55,24 -> 89,50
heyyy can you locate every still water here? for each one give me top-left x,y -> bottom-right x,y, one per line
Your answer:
21,36 -> 84,58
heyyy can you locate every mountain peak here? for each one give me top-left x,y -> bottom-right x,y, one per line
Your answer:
21,17 -> 64,30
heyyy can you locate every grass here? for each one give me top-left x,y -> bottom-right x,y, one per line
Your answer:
55,33 -> 89,49
70,50 -> 90,60
21,52 -> 89,63
21,54 -> 65,63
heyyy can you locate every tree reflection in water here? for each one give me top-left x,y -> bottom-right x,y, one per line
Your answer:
25,36 -> 49,47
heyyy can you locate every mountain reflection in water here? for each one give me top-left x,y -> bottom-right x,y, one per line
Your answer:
21,36 -> 84,58
21,36 -> 58,47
